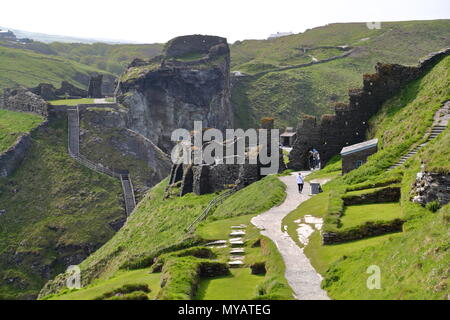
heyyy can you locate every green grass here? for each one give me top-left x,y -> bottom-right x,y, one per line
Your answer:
284,54 -> 450,299
305,155 -> 342,182
0,109 -> 44,152
0,117 -> 123,299
322,206 -> 449,300
49,98 -> 95,106
48,42 -> 163,75
45,269 -> 161,300
340,203 -> 403,229
0,45 -> 112,91
209,175 -> 286,221
43,175 -> 293,299
196,268 -> 264,300
305,231 -> 402,275
282,191 -> 329,248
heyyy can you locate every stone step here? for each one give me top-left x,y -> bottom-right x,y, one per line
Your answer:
231,225 -> 246,229
229,241 -> 244,246
229,255 -> 245,261
206,240 -> 227,246
230,248 -> 245,254
228,261 -> 244,267
230,231 -> 246,236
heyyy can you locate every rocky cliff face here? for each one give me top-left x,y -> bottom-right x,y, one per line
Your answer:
79,106 -> 172,199
116,35 -> 234,153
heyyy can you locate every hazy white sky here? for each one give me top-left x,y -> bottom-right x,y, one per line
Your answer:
1,0 -> 449,43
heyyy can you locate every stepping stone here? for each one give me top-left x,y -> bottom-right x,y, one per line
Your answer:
230,231 -> 246,236
206,240 -> 227,246
229,237 -> 243,242
230,248 -> 245,254
207,245 -> 228,249
230,241 -> 244,246
231,225 -> 246,229
228,260 -> 244,267
229,255 -> 245,261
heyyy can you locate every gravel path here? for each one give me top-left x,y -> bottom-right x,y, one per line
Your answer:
251,171 -> 330,300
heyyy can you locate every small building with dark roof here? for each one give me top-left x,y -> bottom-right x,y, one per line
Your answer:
340,138 -> 378,174
280,127 -> 296,147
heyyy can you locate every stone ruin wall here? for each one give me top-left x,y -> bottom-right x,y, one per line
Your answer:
289,47 -> 450,170
167,118 -> 287,197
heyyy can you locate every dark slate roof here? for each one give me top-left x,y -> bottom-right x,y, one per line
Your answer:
340,138 -> 378,156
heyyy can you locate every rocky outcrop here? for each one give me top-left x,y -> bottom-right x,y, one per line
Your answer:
0,87 -> 49,117
79,106 -> 172,198
289,47 -> 450,169
411,172 -> 450,206
116,34 -> 233,153
0,121 -> 48,177
29,81 -> 89,100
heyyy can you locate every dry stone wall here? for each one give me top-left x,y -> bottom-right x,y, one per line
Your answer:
289,47 -> 450,169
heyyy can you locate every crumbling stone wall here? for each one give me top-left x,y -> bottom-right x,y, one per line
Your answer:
87,74 -> 103,98
164,35 -> 228,58
289,47 -> 450,169
411,172 -> 450,206
342,187 -> 400,205
0,87 -> 49,117
0,121 -> 48,177
29,81 -> 88,100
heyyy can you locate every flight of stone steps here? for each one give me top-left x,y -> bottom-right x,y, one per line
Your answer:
67,106 -> 136,215
228,225 -> 247,268
205,224 -> 247,268
388,101 -> 449,171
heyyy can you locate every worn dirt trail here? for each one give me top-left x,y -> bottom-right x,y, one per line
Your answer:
251,172 -> 330,300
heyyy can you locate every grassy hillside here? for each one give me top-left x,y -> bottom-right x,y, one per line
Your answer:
0,116 -> 124,299
230,20 -> 450,128
48,42 -> 163,75
0,45 -> 113,92
282,54 -> 450,299
0,109 -> 43,152
40,175 -> 293,300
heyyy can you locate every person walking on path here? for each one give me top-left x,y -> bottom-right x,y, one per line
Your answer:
297,172 -> 304,193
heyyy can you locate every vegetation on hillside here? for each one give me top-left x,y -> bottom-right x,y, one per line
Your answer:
282,54 -> 450,299
40,175 -> 293,300
231,20 -> 450,128
48,42 -> 163,75
0,45 -> 113,92
0,117 -> 124,299
0,109 -> 43,152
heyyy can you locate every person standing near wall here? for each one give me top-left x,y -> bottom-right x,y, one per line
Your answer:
297,172 -> 304,193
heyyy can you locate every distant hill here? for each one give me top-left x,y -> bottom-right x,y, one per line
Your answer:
230,20 -> 450,128
0,26 -> 136,44
0,45 -> 113,91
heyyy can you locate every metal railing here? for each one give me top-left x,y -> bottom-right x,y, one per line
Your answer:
186,186 -> 238,233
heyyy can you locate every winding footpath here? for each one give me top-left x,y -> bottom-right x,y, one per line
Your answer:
251,171 -> 330,300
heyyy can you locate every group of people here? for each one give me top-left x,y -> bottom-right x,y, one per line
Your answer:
309,148 -> 321,170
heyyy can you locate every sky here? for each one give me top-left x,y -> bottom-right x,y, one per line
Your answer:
1,0 -> 449,43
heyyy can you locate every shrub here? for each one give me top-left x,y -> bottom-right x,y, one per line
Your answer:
107,291 -> 149,300
251,262 -> 267,275
94,283 -> 151,300
426,201 -> 441,213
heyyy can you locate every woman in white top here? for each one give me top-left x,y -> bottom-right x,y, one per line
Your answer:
297,173 -> 304,193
